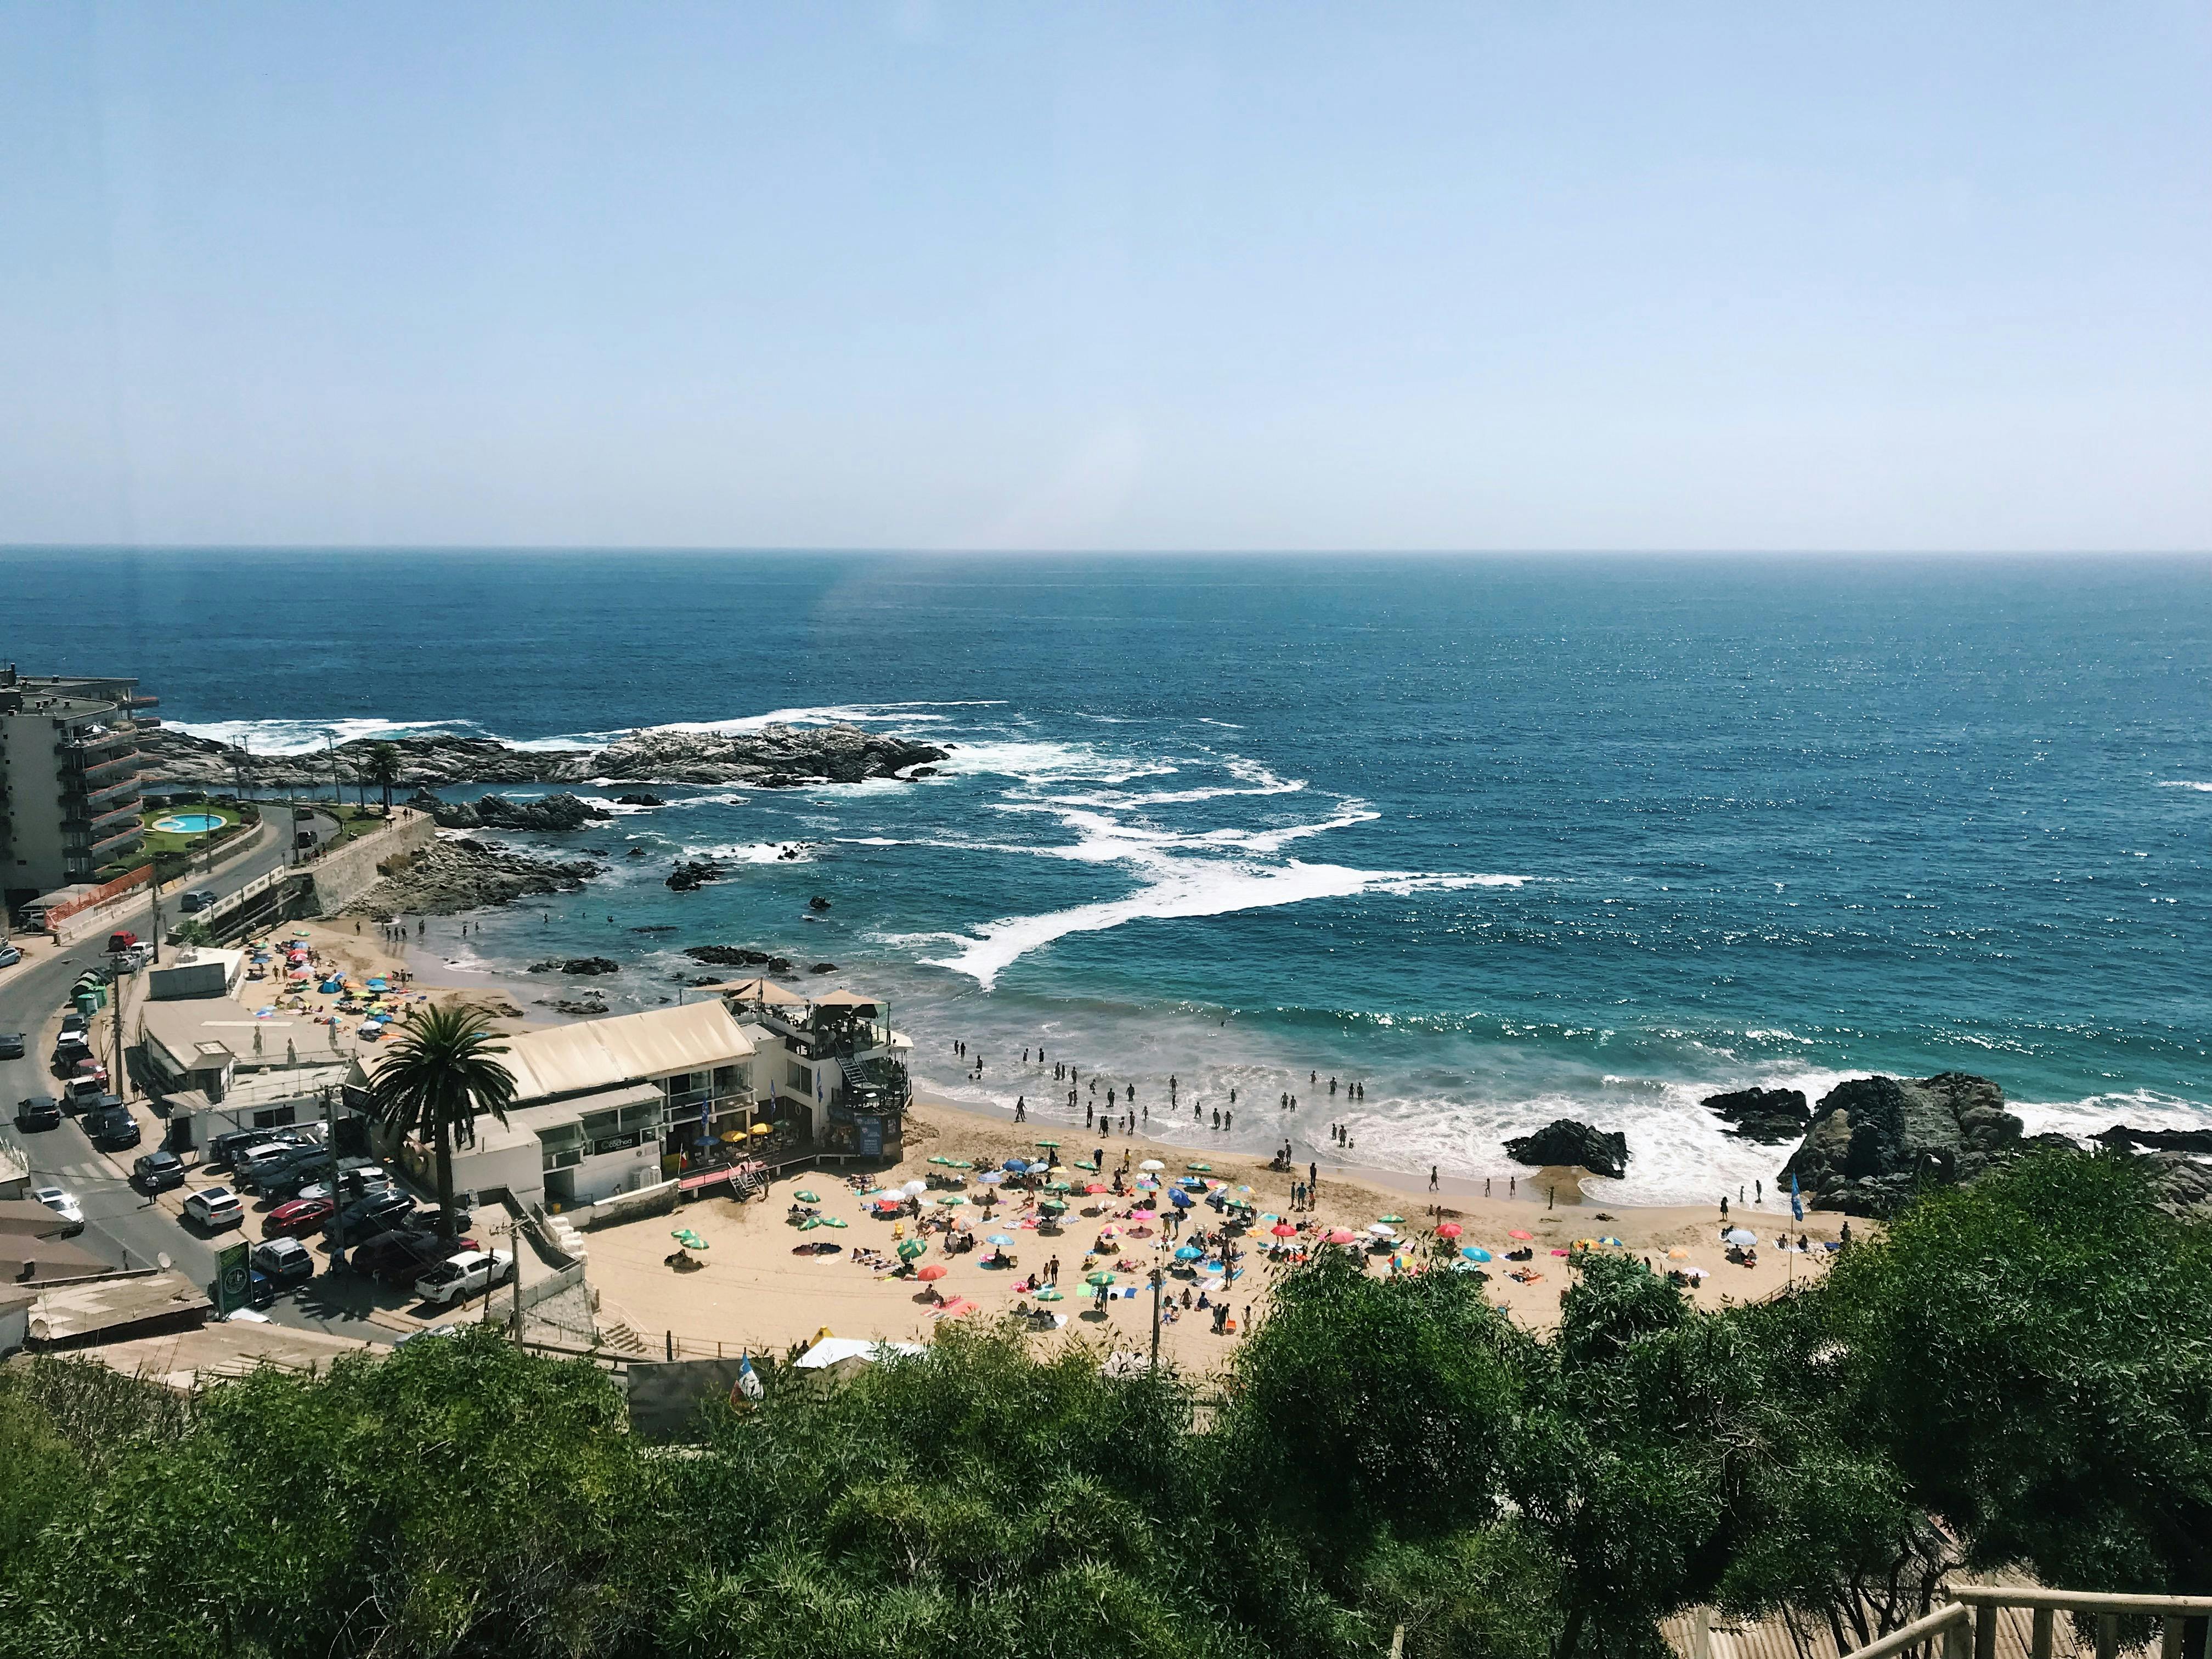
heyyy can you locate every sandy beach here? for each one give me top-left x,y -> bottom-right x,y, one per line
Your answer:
286,919 -> 1857,1369
577,1096 -> 1857,1370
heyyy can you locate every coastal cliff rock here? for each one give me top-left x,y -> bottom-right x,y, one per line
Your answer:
1781,1072 -> 2023,1217
666,859 -> 724,891
334,838 -> 604,916
2093,1124 -> 2212,1155
428,792 -> 612,833
1702,1087 -> 1811,1144
140,721 -> 949,790
1504,1119 -> 1629,1181
531,956 -> 620,976
685,945 -> 769,966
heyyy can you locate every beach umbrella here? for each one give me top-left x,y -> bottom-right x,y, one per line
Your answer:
897,1240 -> 927,1261
1167,1188 -> 1194,1209
1666,1247 -> 1690,1260
1128,1207 -> 1156,1221
1084,1182 -> 1108,1195
1599,1236 -> 1624,1248
799,1217 -> 821,1232
1367,1222 -> 1396,1236
1039,1199 -> 1067,1214
927,1156 -> 949,1166
916,1264 -> 948,1281
1187,1163 -> 1211,1172
821,1217 -> 848,1229
1174,1245 -> 1204,1261
1046,1165 -> 1070,1178
1003,1156 -> 1030,1173
749,1123 -> 774,1137
986,1234 -> 1014,1247
794,1190 -> 820,1203
1086,1271 -> 1116,1286
1725,1228 -> 1756,1247
1035,1287 -> 1063,1301
1138,1159 -> 1165,1172
1034,1139 -> 1060,1149
1436,1222 -> 1463,1238
672,1229 -> 708,1250
1377,1214 -> 1406,1225
1327,1228 -> 1358,1245
976,1171 -> 1006,1186
1271,1223 -> 1298,1238
1460,1246 -> 1492,1262
902,1180 -> 928,1196
935,1194 -> 967,1206
1508,1229 -> 1534,1241
719,1130 -> 745,1144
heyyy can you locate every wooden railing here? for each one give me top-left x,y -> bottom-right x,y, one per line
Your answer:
1840,1588 -> 2212,1659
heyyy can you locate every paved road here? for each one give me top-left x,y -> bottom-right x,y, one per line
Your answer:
2,808 -> 398,1344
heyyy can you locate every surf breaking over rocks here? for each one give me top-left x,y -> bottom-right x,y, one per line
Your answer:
142,720 -> 948,788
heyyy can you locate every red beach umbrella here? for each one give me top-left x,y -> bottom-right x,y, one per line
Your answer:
1270,1223 -> 1298,1238
1508,1229 -> 1534,1241
916,1264 -> 948,1281
1437,1223 -> 1463,1238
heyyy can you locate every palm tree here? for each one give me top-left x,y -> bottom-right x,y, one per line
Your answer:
365,741 -> 403,815
369,1005 -> 518,1247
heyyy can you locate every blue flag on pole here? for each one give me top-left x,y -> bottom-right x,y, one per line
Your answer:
1790,1174 -> 1804,1222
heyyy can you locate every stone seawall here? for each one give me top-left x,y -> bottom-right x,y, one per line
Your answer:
304,812 -> 438,916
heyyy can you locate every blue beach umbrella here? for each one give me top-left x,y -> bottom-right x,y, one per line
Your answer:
986,1234 -> 1014,1247
1174,1245 -> 1204,1261
1168,1188 -> 1194,1209
1461,1246 -> 1493,1262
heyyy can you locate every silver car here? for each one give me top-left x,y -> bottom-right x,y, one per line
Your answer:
32,1185 -> 84,1236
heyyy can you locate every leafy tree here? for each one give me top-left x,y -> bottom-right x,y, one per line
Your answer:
368,1004 -> 517,1245
1819,1147 -> 2212,1596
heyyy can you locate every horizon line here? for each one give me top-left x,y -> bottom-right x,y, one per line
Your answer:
4,544 -> 2210,560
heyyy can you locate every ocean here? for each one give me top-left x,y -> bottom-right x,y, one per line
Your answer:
8,549 -> 2208,1201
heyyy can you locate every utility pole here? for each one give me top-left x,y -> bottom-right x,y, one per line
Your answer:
111,947 -> 128,1105
148,871 -> 163,966
1149,1266 -> 1164,1368
322,1086 -> 347,1270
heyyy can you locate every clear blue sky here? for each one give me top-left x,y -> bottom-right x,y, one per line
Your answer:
3,2 -> 2208,551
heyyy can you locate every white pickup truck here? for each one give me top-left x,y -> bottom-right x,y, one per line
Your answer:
414,1249 -> 514,1307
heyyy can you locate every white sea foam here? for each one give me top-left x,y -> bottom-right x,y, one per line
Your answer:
2158,780 -> 2212,792
680,840 -> 822,865
641,701 -> 1003,737
168,716 -> 503,754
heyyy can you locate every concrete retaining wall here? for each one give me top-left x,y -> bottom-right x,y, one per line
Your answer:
565,1179 -> 680,1231
303,811 -> 436,915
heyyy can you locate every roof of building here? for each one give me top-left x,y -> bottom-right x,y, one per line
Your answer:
0,1200 -> 73,1239
25,1271 -> 211,1343
708,977 -> 808,1005
49,1319 -> 382,1392
507,1081 -> 665,1135
139,996 -> 350,1079
0,1236 -> 114,1282
417,1000 -> 755,1107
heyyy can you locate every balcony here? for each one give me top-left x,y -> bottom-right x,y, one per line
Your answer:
83,775 -> 140,811
64,746 -> 140,782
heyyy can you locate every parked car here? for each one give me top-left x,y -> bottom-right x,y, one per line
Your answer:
415,1249 -> 513,1307
250,1236 -> 317,1288
105,930 -> 138,955
292,1161 -> 393,1206
337,1190 -> 417,1242
15,1096 -> 60,1131
59,1011 -> 88,1035
234,1140 -> 321,1192
208,1127 -> 303,1170
178,889 -> 219,913
411,1205 -> 474,1239
84,1101 -> 141,1150
32,1186 -> 84,1236
0,944 -> 21,969
132,1149 -> 188,1192
263,1196 -> 336,1238
353,1228 -> 478,1286
51,1032 -> 89,1068
183,1187 -> 245,1231
0,1032 -> 25,1060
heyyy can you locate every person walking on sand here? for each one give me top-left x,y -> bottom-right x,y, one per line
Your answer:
1720,1195 -> 1730,1220
1429,1165 -> 1438,1192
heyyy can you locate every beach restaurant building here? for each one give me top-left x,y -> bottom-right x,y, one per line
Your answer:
367,1000 -> 761,1211
710,978 -> 914,1162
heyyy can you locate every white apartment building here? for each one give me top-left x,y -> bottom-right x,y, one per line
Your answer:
0,668 -> 153,903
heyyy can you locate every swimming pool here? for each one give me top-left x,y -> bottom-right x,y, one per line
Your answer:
150,812 -> 225,834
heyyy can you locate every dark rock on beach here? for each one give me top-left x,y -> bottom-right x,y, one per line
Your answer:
1504,1119 -> 1629,1181
531,957 -> 620,976
613,793 -> 665,808
1702,1086 -> 1811,1144
665,859 -> 724,892
1781,1072 -> 2022,1217
809,962 -> 837,974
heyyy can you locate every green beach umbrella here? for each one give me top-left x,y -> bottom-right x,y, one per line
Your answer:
822,1217 -> 848,1229
1034,1139 -> 1060,1148
1187,1163 -> 1211,1172
1039,1199 -> 1067,1214
950,1159 -> 973,1170
1085,1271 -> 1116,1286
1377,1214 -> 1406,1225
799,1217 -> 821,1231
795,1190 -> 821,1203
1035,1286 -> 1063,1301
935,1194 -> 967,1206
672,1229 -> 708,1250
897,1240 -> 927,1261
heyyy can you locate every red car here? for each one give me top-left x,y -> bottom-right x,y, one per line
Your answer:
263,1196 -> 335,1238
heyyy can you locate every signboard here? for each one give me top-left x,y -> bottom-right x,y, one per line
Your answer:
857,1116 -> 883,1159
214,1242 -> 251,1316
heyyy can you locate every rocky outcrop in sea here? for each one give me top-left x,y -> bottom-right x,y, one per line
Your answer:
336,838 -> 605,916
1503,1119 -> 1629,1180
1780,1071 -> 2029,1217
1701,1086 -> 1811,1144
141,721 -> 950,790
420,791 -> 612,832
